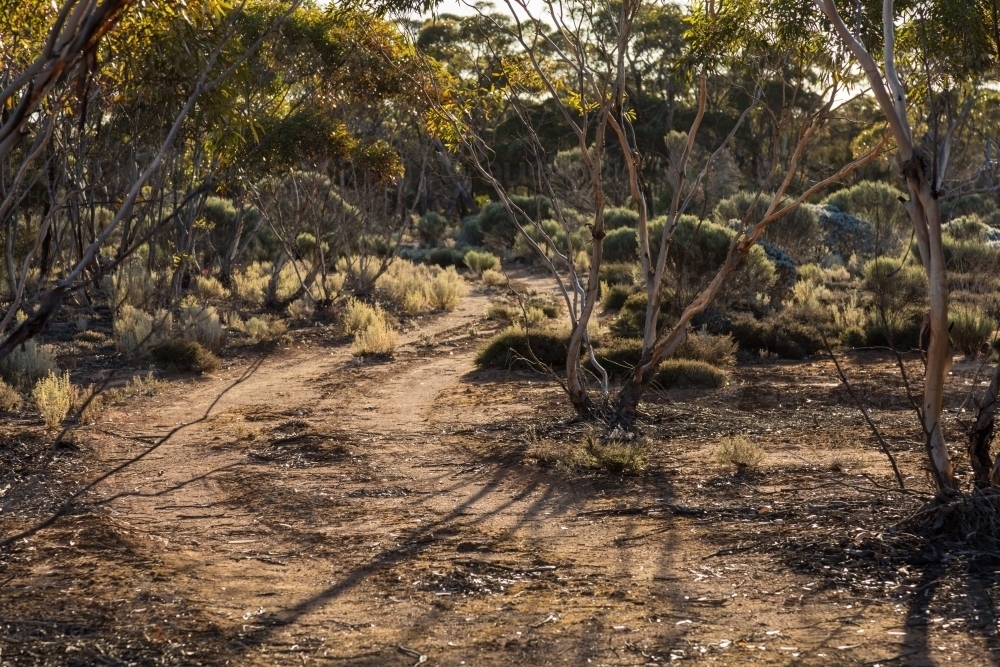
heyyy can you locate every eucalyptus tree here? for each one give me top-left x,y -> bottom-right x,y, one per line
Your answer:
814,0 -> 1000,495
428,0 -> 887,419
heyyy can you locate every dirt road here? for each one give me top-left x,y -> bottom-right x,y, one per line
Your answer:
4,279 -> 1000,665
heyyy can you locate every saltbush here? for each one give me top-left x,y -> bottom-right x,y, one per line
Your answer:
33,371 -> 73,430
351,317 -> 398,357
180,304 -> 223,351
416,211 -> 448,246
714,190 -> 821,262
714,434 -> 764,472
655,359 -> 728,389
602,227 -> 639,263
812,204 -> 875,260
822,181 -> 909,254
604,207 -> 639,230
246,316 -> 288,343
601,284 -> 634,310
949,305 -> 996,356
599,262 -> 638,286
475,328 -> 569,369
151,339 -> 221,374
0,379 -> 21,411
0,340 -> 57,389
427,247 -> 466,268
727,312 -> 824,359
464,250 -> 501,275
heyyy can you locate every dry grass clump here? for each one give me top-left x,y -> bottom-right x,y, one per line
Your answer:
193,275 -> 229,300
351,315 -> 398,357
105,373 -> 167,405
574,435 -> 648,476
33,371 -> 73,430
180,304 -> 223,350
0,379 -> 21,411
481,269 -> 507,286
714,434 -> 764,472
464,250 -> 500,276
246,316 -> 288,343
150,339 -> 221,374
428,266 -> 467,310
0,340 -> 57,389
287,296 -> 315,321
485,301 -> 519,322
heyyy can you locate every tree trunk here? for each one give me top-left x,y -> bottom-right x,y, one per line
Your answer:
971,361 -> 1000,487
902,163 -> 956,494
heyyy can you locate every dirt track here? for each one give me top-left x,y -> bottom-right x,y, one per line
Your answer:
4,278 -> 1000,665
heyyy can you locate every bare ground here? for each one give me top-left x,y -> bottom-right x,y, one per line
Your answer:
3,276 -> 1000,665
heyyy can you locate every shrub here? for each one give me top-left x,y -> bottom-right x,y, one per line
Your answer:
342,298 -> 381,335
416,211 -> 448,246
602,284 -> 633,310
114,306 -> 172,360
675,330 -> 737,367
655,359 -> 728,389
811,204 -> 875,260
0,379 -> 21,411
111,256 -> 158,309
377,261 -> 433,313
661,216 -> 776,310
602,227 -> 639,263
798,263 -> 824,284
949,305 -> 996,356
76,385 -> 103,424
464,250 -> 501,276
150,339 -> 221,374
593,338 -> 642,375
428,266 -> 467,309
714,434 -> 764,472
576,435 -> 647,476
351,317 -> 398,357
822,181 -> 909,255
758,241 -> 797,304
482,269 -> 507,286
192,275 -> 228,300
33,371 -> 73,430
287,296 -> 315,321
180,304 -> 223,351
727,312 -> 824,359
714,190 -> 821,262
600,262 -> 638,286
486,301 -> 519,322
0,340 -> 57,389
427,247 -> 466,268
862,258 -> 927,347
610,292 -> 653,339
604,207 -> 639,230
231,262 -> 270,306
475,327 -> 569,368
336,255 -> 381,293
458,215 -> 484,246
246,316 -> 288,343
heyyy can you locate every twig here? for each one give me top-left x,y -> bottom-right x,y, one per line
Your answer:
820,331 -> 905,489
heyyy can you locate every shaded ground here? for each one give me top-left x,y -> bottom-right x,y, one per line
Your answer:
3,272 -> 1000,665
